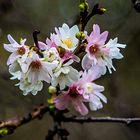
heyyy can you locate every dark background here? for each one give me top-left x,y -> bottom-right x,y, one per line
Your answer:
0,0 -> 140,140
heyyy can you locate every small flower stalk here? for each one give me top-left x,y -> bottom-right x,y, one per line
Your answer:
3,1 -> 126,116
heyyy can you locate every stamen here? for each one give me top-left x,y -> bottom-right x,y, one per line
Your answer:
89,45 -> 99,54
17,47 -> 25,55
69,87 -> 79,98
63,38 -> 73,48
30,60 -> 42,70
57,47 -> 65,58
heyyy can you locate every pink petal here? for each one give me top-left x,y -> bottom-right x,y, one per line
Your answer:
72,98 -> 88,115
88,65 -> 103,81
38,41 -> 49,50
82,55 -> 93,70
54,93 -> 69,110
97,31 -> 108,45
91,24 -> 100,40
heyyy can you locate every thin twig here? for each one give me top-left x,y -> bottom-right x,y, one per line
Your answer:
33,30 -> 40,49
61,116 -> 140,125
32,30 -> 44,57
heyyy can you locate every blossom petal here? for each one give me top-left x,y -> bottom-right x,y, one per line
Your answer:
54,93 -> 69,110
38,41 -> 49,50
94,92 -> 107,103
7,34 -> 19,45
72,99 -> 88,115
98,31 -> 108,45
4,44 -> 17,52
7,52 -> 18,65
82,55 -> 93,70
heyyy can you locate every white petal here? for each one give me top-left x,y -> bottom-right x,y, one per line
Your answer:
63,59 -> 73,66
39,69 -> 51,83
4,44 -> 17,52
93,83 -> 104,92
7,52 -> 18,65
7,34 -> 19,45
94,92 -> 107,103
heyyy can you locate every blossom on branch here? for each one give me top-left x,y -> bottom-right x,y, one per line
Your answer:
54,66 -> 107,115
4,35 -> 29,65
4,22 -> 126,115
54,23 -> 79,52
82,24 -> 126,74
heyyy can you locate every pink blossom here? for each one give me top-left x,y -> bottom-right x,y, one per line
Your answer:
54,86 -> 88,115
85,24 -> 108,63
54,66 -> 106,115
59,50 -> 80,63
46,33 -> 58,48
82,24 -> 126,74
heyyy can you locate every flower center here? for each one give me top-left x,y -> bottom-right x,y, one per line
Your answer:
63,38 -> 73,48
57,47 -> 65,58
69,86 -> 79,98
30,60 -> 42,70
17,47 -> 25,55
89,45 -> 99,54
86,83 -> 93,93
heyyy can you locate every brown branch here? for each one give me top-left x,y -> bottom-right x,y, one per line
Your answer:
0,104 -> 49,137
61,116 -> 140,125
80,4 -> 106,31
1,104 -> 140,138
74,3 -> 106,55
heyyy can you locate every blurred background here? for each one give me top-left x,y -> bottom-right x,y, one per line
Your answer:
0,0 -> 140,140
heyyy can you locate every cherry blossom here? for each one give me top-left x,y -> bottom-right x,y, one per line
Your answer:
82,24 -> 126,74
4,35 -> 29,65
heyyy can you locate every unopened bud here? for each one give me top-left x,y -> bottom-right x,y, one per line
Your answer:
79,2 -> 89,12
0,128 -> 8,136
48,86 -> 57,94
98,8 -> 107,15
79,3 -> 85,11
47,98 -> 54,104
76,32 -> 86,40
49,104 -> 55,111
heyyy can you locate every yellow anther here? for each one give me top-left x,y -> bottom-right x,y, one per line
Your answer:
63,38 -> 73,48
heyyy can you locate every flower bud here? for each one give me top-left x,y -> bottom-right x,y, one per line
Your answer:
79,2 -> 89,12
76,32 -> 86,40
79,3 -> 85,11
0,128 -> 8,136
47,98 -> 54,104
49,104 -> 55,111
98,8 -> 107,15
48,86 -> 57,94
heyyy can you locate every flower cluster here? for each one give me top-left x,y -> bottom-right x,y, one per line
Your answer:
4,23 -> 126,115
